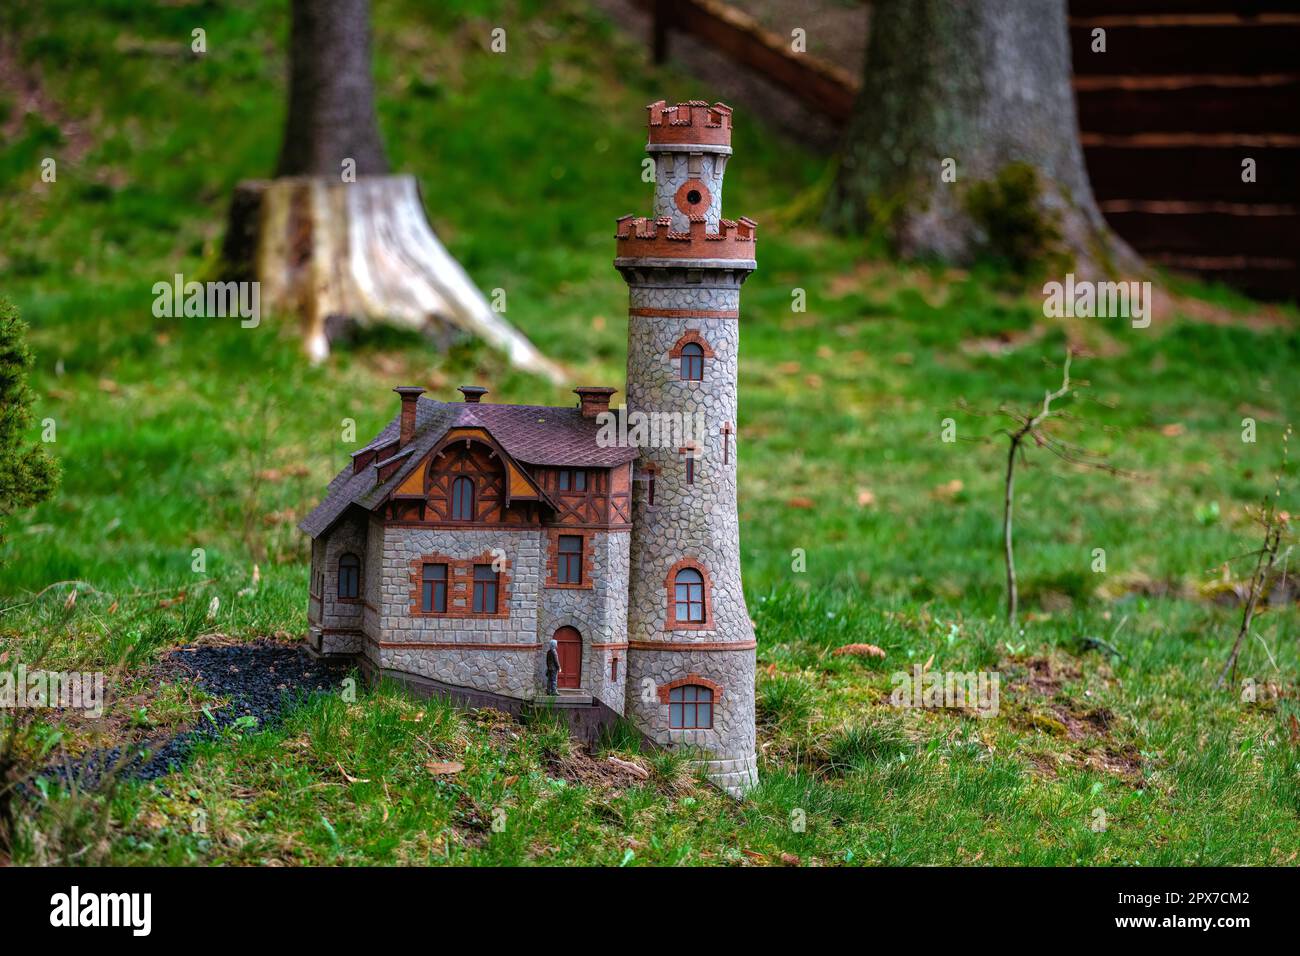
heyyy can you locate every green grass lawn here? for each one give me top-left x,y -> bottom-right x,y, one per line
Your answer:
2,0 -> 1298,865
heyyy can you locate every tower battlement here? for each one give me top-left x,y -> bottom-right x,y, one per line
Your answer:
646,100 -> 733,150
614,214 -> 756,262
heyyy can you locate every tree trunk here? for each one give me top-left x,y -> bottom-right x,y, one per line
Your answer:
221,0 -> 565,383
275,0 -> 389,178
823,0 -> 1138,277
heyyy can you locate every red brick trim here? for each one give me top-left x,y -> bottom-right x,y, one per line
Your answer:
408,551 -> 511,619
590,641 -> 629,650
669,329 -> 715,360
628,639 -> 756,651
646,101 -> 732,148
664,557 -> 714,631
544,528 -> 595,590
615,216 -> 756,261
674,179 -> 713,217
656,673 -> 724,704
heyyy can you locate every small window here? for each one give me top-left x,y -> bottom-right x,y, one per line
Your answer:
674,568 -> 705,623
473,564 -> 499,613
451,476 -> 475,521
421,563 -> 447,613
558,535 -> 583,584
611,657 -> 619,681
338,553 -> 360,599
557,469 -> 586,492
680,342 -> 704,381
669,684 -> 713,729
685,455 -> 695,485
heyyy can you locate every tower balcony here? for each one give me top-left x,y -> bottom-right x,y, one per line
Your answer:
614,214 -> 757,269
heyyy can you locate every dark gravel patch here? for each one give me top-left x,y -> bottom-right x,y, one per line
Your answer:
41,640 -> 352,789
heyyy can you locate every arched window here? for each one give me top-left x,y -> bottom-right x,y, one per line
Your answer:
680,342 -> 704,381
674,568 -> 705,624
451,476 -> 475,521
669,684 -> 713,729
338,553 -> 360,599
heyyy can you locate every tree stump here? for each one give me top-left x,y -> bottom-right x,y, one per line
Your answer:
221,174 -> 565,382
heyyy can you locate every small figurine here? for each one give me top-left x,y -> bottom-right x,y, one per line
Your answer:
545,638 -> 561,697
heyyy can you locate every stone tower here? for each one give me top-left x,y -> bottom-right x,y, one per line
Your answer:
616,100 -> 757,796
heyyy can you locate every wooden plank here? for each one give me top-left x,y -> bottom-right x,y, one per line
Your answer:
1071,0 -> 1300,16
1145,254 -> 1300,299
1071,25 -> 1300,74
1096,209 -> 1300,256
640,0 -> 859,121
1084,146 -> 1300,202
1075,81 -> 1300,134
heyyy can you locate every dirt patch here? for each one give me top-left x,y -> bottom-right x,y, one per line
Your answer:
1051,704 -> 1115,741
547,748 -> 652,792
1010,655 -> 1083,699
42,638 -> 349,788
1085,744 -> 1144,784
0,37 -> 94,162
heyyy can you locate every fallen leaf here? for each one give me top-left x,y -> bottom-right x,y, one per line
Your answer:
741,849 -> 766,862
923,654 -> 935,673
786,496 -> 815,509
1160,423 -> 1185,437
932,479 -> 964,499
1289,714 -> 1300,746
64,588 -> 77,611
106,600 -> 119,615
856,487 -> 877,507
98,378 -> 120,394
780,852 -> 800,866
426,761 -> 464,776
503,775 -> 518,789
833,643 -> 886,659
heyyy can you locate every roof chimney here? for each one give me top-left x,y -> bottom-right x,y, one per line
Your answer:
574,386 -> 617,419
458,385 -> 488,403
393,386 -> 425,447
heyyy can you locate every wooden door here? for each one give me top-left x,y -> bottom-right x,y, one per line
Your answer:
555,626 -> 582,689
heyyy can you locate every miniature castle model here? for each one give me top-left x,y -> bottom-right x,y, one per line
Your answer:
299,101 -> 757,795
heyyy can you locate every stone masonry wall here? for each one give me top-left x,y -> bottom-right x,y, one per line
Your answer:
314,509 -> 367,656
375,526 -> 543,699
622,267 -> 757,795
652,150 -> 727,231
538,529 -> 630,712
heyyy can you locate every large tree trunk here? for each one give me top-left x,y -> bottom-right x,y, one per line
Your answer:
222,0 -> 564,382
823,0 -> 1138,277
275,0 -> 388,177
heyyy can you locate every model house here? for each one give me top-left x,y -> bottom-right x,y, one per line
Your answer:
299,101 -> 758,795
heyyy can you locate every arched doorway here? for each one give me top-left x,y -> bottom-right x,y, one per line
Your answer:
554,626 -> 582,690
